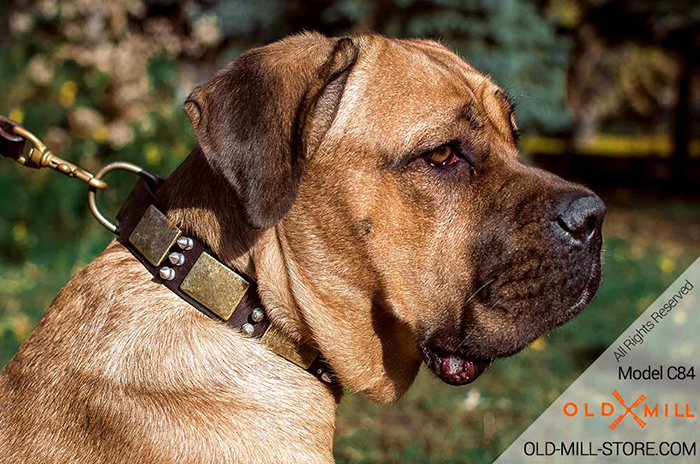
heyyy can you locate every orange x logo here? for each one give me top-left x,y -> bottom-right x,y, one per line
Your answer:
609,389 -> 647,430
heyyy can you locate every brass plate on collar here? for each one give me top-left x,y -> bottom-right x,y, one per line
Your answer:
180,252 -> 249,321
129,205 -> 181,266
261,325 -> 317,369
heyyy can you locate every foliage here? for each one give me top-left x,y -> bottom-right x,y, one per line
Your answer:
399,0 -> 573,132
554,0 -> 698,149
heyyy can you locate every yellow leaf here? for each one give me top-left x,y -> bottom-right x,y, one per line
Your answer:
10,314 -> 32,341
530,337 -> 547,351
659,256 -> 675,275
92,124 -> 109,142
9,108 -> 24,124
12,222 -> 27,244
59,80 -> 78,107
144,143 -> 161,165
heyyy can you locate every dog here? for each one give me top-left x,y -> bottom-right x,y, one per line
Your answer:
0,32 -> 604,463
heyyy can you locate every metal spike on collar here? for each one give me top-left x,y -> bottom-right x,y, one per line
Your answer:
159,267 -> 176,281
241,323 -> 255,337
250,307 -> 265,323
168,252 -> 185,266
176,236 -> 194,251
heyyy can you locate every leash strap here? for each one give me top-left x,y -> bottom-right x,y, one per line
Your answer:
0,116 -> 26,162
114,177 -> 336,386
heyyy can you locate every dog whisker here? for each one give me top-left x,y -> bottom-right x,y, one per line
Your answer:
463,278 -> 494,306
453,280 -> 495,351
456,324 -> 479,351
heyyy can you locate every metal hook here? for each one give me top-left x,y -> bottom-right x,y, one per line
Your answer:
88,162 -> 158,234
11,126 -> 108,190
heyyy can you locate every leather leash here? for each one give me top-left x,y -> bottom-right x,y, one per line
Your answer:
1,116 -> 338,389
0,116 -> 25,161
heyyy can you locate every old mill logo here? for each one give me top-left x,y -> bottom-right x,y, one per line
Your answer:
609,390 -> 646,430
563,390 -> 694,430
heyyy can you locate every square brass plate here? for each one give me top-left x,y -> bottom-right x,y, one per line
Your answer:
261,325 -> 317,369
180,252 -> 249,321
129,205 -> 181,266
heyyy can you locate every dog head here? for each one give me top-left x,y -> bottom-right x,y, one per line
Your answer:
182,33 -> 604,402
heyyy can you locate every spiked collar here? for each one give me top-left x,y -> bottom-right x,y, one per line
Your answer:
115,175 -> 337,388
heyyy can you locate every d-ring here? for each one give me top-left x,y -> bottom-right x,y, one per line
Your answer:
88,162 -> 158,234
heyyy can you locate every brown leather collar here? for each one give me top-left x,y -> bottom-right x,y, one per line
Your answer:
115,175 -> 338,388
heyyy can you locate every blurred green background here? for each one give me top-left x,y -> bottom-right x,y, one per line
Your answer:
0,1 -> 698,463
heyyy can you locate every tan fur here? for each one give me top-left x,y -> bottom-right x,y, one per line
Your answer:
0,33 -> 603,463
0,243 -> 336,463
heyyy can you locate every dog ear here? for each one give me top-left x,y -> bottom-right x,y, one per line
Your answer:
183,33 -> 358,229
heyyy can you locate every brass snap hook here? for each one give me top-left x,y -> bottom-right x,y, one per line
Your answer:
11,126 -> 108,190
1,117 -> 158,235
88,162 -> 158,234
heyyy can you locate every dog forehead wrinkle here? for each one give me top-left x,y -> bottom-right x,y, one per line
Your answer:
459,102 -> 484,130
475,81 -> 517,143
322,36 -> 379,137
398,38 -> 484,83
395,40 -> 465,85
325,41 -> 498,167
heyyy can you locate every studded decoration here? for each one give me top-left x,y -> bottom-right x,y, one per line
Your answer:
176,236 -> 194,250
159,267 -> 176,281
241,323 -> 255,337
168,252 -> 185,266
251,307 -> 265,323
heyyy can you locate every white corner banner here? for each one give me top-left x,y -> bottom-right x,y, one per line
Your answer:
495,256 -> 700,463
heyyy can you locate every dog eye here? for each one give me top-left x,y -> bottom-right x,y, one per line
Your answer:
424,145 -> 459,168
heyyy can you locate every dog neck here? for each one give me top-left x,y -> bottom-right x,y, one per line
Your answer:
157,146 -> 337,386
158,147 -> 312,335
157,147 -> 258,276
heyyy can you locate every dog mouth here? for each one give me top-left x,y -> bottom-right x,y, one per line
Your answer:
421,346 -> 491,386
564,253 -> 602,319
421,255 -> 602,386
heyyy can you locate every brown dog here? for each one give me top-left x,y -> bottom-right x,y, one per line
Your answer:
0,33 -> 604,463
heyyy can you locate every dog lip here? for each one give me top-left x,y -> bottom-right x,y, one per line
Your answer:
422,346 -> 491,386
564,249 -> 603,319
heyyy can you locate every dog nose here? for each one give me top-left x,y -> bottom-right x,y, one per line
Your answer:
554,192 -> 605,242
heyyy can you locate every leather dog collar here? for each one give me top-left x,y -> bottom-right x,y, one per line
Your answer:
115,175 -> 337,387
